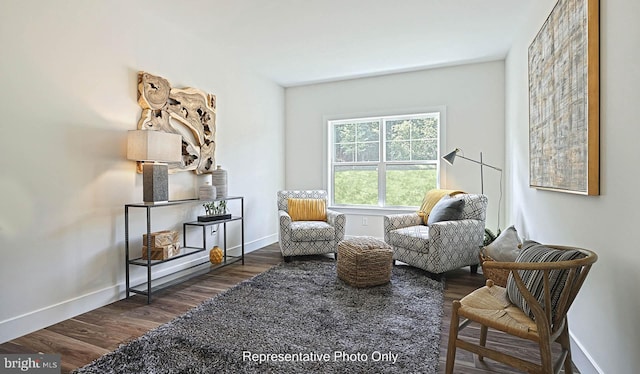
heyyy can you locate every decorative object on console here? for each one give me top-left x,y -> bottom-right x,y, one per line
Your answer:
141,230 -> 180,260
142,243 -> 181,260
127,130 -> 182,203
528,0 -> 599,195
136,72 -> 217,175
209,246 -> 223,264
442,148 -> 503,230
199,200 -> 230,222
198,181 -> 217,200
211,165 -> 228,197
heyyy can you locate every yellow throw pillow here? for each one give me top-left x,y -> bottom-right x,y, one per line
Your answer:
288,198 -> 327,221
417,189 -> 465,224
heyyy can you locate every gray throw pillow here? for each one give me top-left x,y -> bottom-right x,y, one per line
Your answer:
427,195 -> 465,225
506,240 -> 586,321
484,225 -> 522,262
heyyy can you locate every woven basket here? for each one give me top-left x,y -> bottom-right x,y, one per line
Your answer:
479,249 -> 510,287
337,237 -> 393,288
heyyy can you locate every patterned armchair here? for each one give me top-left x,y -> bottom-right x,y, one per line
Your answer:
384,194 -> 487,275
277,190 -> 346,262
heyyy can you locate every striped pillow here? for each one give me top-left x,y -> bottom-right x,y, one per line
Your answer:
287,198 -> 327,221
506,240 -> 585,321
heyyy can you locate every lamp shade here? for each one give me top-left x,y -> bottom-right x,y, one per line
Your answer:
127,130 -> 182,162
442,149 -> 459,165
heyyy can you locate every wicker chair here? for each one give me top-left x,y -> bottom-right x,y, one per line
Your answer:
277,190 -> 346,262
445,245 -> 597,374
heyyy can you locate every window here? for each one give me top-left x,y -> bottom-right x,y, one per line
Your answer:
329,112 -> 442,208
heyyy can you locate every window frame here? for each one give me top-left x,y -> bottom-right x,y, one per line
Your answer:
326,108 -> 446,211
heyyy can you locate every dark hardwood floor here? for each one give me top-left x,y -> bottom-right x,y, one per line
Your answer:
0,243 -> 577,373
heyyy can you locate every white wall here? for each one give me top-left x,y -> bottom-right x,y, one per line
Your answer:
285,62 -> 505,237
505,0 -> 640,372
0,0 -> 284,343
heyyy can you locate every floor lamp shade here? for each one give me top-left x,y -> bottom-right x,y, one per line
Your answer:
441,147 -> 503,229
441,148 -> 502,193
442,149 -> 460,166
127,130 -> 183,203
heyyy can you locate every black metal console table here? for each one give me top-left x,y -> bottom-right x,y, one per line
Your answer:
124,196 -> 244,303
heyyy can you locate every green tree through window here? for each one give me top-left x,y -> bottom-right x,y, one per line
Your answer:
329,113 -> 441,207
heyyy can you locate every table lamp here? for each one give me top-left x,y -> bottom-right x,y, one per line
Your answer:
127,130 -> 182,203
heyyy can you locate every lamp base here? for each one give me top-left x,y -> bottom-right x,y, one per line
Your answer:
142,163 -> 169,203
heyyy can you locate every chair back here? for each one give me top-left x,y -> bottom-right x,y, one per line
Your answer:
485,245 -> 597,334
277,190 -> 328,212
458,194 -> 488,221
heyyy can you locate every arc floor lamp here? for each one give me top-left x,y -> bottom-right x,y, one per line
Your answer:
442,148 -> 503,229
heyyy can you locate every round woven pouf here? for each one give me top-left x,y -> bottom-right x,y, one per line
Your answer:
337,237 -> 393,288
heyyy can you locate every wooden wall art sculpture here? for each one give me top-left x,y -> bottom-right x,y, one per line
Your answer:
136,72 -> 216,174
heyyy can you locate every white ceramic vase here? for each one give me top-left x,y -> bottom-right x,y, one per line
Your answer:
212,165 -> 228,198
198,181 -> 217,200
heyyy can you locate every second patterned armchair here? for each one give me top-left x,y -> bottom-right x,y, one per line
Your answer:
384,193 -> 488,275
277,190 -> 346,262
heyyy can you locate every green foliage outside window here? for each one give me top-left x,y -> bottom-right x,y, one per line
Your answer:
385,167 -> 437,206
331,113 -> 440,207
334,167 -> 437,207
385,117 -> 438,161
334,121 -> 380,162
334,169 -> 378,205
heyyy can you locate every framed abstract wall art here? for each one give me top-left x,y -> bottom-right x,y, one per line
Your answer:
528,0 -> 599,195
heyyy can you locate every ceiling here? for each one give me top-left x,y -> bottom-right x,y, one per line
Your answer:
149,0 -> 534,87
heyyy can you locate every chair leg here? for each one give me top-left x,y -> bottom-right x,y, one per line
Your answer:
470,264 -> 479,274
539,334 -> 554,373
334,252 -> 338,260
283,256 -> 292,263
445,301 -> 462,374
478,325 -> 488,362
558,322 -> 574,374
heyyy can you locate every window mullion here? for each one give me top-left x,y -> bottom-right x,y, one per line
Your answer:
409,122 -> 413,162
330,124 -> 336,205
379,119 -> 385,207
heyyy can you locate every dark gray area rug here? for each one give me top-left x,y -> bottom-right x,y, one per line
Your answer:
74,259 -> 444,373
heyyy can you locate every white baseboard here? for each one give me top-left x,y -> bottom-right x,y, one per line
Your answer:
0,281 -> 123,345
570,330 -> 603,374
0,234 -> 278,344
